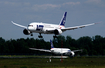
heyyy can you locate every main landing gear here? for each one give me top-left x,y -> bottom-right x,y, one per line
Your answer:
30,33 -> 57,39
38,33 -> 43,38
30,33 -> 43,38
53,35 -> 58,39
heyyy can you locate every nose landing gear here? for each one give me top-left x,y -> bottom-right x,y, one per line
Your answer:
38,33 -> 43,38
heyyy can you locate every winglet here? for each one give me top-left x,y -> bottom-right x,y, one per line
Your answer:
94,21 -> 102,24
50,40 -> 54,49
11,21 -> 16,25
11,21 -> 14,24
59,12 -> 67,26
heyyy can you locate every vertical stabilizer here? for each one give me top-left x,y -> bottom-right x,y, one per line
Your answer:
59,12 -> 67,26
50,40 -> 54,48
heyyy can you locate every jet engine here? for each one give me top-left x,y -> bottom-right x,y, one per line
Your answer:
54,29 -> 62,35
70,51 -> 75,56
23,29 -> 31,35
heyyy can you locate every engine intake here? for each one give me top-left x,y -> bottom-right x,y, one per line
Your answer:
23,29 -> 31,35
70,51 -> 75,56
54,29 -> 62,35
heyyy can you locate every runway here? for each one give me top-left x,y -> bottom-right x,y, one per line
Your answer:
0,56 -> 68,58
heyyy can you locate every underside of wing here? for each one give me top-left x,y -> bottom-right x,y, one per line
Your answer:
29,48 -> 51,52
11,21 -> 27,29
45,29 -> 55,34
61,23 -> 96,31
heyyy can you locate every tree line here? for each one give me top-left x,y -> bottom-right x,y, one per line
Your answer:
0,35 -> 105,56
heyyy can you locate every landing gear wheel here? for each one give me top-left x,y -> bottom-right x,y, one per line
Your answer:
53,35 -> 58,39
38,35 -> 43,38
38,33 -> 43,38
31,34 -> 33,36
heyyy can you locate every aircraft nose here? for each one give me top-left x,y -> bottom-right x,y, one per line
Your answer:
68,50 -> 71,52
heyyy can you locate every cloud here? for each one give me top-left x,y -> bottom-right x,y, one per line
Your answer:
32,4 -> 60,11
0,1 -> 60,11
63,2 -> 80,5
0,1 -> 81,12
86,0 -> 101,4
85,0 -> 105,7
0,1 -> 30,7
0,1 -> 20,6
32,2 -> 80,11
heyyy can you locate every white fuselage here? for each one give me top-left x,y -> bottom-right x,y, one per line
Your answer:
50,48 -> 71,55
28,22 -> 65,34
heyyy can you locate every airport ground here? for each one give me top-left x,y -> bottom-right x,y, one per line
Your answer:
0,55 -> 105,68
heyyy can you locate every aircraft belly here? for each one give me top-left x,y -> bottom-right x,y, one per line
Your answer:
32,30 -> 44,33
32,30 -> 53,34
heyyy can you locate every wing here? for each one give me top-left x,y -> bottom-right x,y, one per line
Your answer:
45,22 -> 99,33
11,21 -> 27,29
72,49 -> 83,52
61,23 -> 97,31
29,48 -> 51,52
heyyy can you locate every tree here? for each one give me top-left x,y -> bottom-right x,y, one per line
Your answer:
0,35 -> 105,56
77,36 -> 93,55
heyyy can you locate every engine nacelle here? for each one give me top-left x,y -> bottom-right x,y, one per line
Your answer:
70,51 -> 75,56
23,29 -> 31,35
54,29 -> 62,35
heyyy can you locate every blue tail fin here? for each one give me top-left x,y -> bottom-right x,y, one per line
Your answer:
59,12 -> 67,26
50,40 -> 54,48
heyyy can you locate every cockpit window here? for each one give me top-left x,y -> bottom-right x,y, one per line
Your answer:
28,25 -> 33,27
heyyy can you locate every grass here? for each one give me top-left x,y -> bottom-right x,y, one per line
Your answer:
0,56 -> 105,68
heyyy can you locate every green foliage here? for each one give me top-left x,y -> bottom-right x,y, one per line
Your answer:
20,66 -> 27,68
0,57 -> 105,68
0,35 -> 105,56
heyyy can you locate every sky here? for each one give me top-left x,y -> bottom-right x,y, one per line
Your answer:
0,0 -> 105,41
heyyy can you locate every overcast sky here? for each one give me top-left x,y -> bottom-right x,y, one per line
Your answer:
0,0 -> 105,41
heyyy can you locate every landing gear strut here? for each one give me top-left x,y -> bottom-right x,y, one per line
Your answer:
31,34 -> 33,36
38,33 -> 43,38
53,35 -> 58,39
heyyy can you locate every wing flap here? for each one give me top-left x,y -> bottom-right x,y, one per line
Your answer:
29,48 -> 51,52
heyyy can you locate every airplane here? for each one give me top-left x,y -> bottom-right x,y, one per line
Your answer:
29,40 -> 82,57
11,12 -> 97,38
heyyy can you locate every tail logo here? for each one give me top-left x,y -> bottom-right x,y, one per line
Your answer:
50,40 -> 54,49
59,12 -> 67,26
